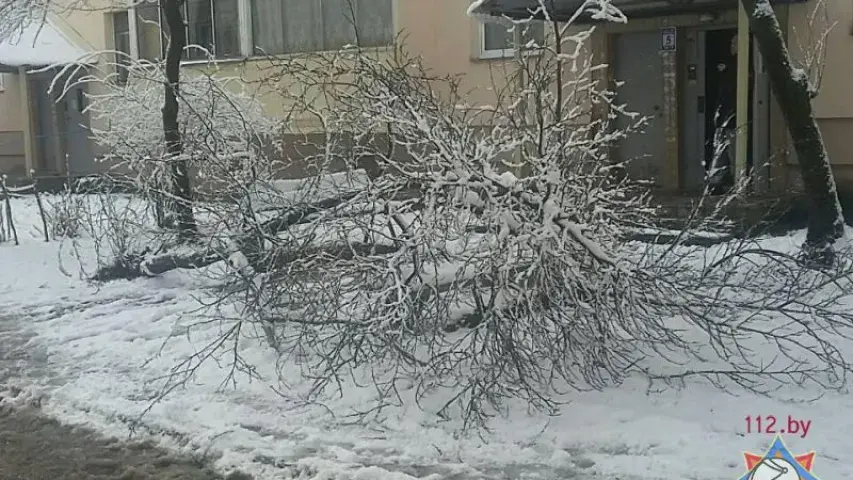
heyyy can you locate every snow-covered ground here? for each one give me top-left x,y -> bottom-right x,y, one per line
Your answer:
1,194 -> 851,480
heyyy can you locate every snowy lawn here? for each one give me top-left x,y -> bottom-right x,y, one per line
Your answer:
1,194 -> 852,480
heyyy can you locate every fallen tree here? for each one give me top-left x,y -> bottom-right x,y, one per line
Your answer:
75,13 -> 853,431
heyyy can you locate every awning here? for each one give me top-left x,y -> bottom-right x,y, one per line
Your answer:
0,20 -> 89,73
468,0 -> 802,22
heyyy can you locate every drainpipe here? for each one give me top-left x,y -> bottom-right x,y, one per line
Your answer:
735,2 -> 750,188
18,66 -> 35,178
513,24 -> 526,177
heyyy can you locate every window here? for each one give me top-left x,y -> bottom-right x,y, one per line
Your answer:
251,0 -> 393,55
185,0 -> 240,60
134,0 -> 240,61
480,21 -> 545,59
112,11 -> 131,84
125,0 -> 394,62
136,1 -> 166,61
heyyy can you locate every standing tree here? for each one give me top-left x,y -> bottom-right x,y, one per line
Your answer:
159,0 -> 197,239
1,0 -> 197,240
739,0 -> 844,260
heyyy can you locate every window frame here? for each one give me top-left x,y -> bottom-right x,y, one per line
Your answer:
183,0 -> 243,61
248,0 -> 396,58
478,18 -> 546,60
129,0 -> 167,62
125,0 -> 250,64
121,0 -> 396,65
111,10 -> 132,84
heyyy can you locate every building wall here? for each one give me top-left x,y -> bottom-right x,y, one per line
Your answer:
0,131 -> 27,176
47,0 -> 524,124
788,0 -> 853,120
9,0 -> 543,180
11,0 -> 851,192
18,0 -> 530,180
786,0 -> 853,194
590,3 -> 853,194
0,73 -> 25,175
0,73 -> 22,131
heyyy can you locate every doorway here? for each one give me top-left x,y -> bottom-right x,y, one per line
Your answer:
61,84 -> 95,176
681,26 -> 764,194
704,28 -> 747,194
29,70 -> 95,176
31,74 -> 59,173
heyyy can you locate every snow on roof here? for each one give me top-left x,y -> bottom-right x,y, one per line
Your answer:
467,0 -> 490,17
0,20 -> 89,68
467,0 -> 508,24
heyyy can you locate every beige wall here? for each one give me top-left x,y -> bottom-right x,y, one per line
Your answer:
9,0 -> 852,190
18,0 -> 525,136
0,73 -> 25,175
0,131 -> 26,175
401,0 -> 518,106
787,0 -> 853,119
0,73 -> 23,132
17,1 -> 853,119
207,0 -> 525,128
0,0 -> 530,177
785,0 -> 853,190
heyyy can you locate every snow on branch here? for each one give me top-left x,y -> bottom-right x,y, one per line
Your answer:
0,0 -> 50,41
68,24 -> 853,430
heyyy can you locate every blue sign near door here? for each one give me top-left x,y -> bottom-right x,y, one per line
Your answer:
661,27 -> 676,52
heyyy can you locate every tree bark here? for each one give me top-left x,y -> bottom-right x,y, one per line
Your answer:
90,191 -> 361,280
739,0 -> 844,256
161,0 -> 197,240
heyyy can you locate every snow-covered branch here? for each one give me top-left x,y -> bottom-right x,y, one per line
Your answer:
61,7 -> 853,429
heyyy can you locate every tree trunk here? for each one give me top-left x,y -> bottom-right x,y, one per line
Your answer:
161,0 -> 197,240
739,0 -> 844,258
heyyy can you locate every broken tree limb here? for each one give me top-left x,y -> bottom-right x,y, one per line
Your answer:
256,190 -> 363,236
91,191 -> 375,281
260,241 -> 404,275
140,249 -> 226,277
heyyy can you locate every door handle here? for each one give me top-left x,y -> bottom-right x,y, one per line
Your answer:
697,95 -> 705,114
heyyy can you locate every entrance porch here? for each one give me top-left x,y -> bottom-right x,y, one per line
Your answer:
470,0 -> 807,196
0,20 -> 95,180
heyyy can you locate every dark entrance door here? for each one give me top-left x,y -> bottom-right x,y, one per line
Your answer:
681,27 -> 766,194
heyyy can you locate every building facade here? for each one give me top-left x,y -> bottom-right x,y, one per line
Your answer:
0,0 -> 541,180
0,0 -> 851,197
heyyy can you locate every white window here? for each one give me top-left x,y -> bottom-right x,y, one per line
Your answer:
250,0 -> 393,55
131,0 -> 241,62
479,20 -> 545,59
185,0 -> 241,60
134,1 -> 166,61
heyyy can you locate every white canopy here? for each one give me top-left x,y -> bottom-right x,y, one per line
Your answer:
0,20 -> 88,70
